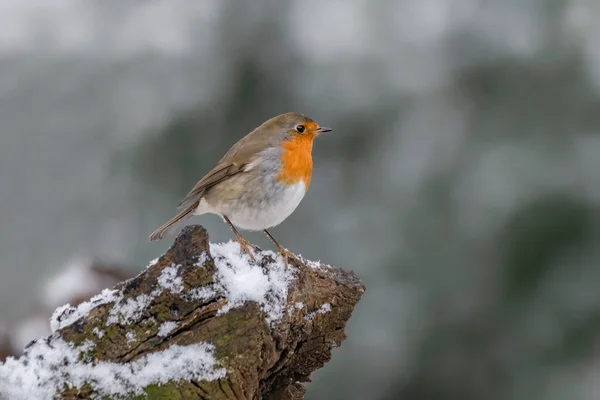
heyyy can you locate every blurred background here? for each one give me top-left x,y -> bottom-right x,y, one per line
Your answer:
1,0 -> 600,399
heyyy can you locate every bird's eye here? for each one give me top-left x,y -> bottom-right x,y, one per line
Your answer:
295,125 -> 305,134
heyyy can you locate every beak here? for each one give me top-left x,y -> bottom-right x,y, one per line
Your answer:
316,127 -> 332,133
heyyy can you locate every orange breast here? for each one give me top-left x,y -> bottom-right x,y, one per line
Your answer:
276,133 -> 315,188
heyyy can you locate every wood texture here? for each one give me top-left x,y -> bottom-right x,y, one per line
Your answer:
54,225 -> 364,399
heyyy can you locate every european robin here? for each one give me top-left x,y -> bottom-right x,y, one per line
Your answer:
149,112 -> 332,265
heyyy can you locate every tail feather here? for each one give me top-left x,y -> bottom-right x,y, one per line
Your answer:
149,201 -> 198,241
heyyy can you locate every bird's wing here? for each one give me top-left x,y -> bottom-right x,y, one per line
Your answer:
176,162 -> 245,209
177,132 -> 273,209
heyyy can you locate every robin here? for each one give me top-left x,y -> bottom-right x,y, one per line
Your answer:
149,112 -> 332,265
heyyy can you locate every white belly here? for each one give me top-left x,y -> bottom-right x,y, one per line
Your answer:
197,181 -> 307,231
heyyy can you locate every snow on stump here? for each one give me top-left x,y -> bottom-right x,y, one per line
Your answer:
0,225 -> 365,399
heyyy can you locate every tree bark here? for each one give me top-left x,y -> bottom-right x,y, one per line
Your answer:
30,225 -> 364,399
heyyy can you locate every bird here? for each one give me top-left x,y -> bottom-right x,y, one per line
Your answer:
149,112 -> 332,265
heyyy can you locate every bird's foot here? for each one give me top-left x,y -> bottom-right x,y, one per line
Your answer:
235,236 -> 258,261
275,246 -> 297,269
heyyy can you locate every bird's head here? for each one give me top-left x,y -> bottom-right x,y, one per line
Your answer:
260,112 -> 332,144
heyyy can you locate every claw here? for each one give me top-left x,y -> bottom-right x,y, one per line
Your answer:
237,237 -> 256,261
263,229 -> 297,268
223,214 -> 258,261
276,247 -> 297,269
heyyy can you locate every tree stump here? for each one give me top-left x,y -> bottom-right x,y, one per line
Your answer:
0,225 -> 365,399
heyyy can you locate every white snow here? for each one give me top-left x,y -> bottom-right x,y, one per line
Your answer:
3,239 -> 305,398
92,327 -> 104,339
104,265 -> 183,325
288,302 -> 305,316
157,264 -> 184,293
51,288 -> 118,332
195,251 -> 208,266
187,286 -> 217,301
51,240 -> 295,335
50,272 -> 166,329
0,336 -> 226,399
320,303 -> 332,313
108,293 -> 153,326
304,303 -> 332,320
104,265 -> 184,326
125,331 -> 136,343
157,321 -> 178,337
209,241 -> 294,323
305,258 -> 329,270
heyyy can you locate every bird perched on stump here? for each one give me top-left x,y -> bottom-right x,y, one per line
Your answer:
149,112 -> 332,265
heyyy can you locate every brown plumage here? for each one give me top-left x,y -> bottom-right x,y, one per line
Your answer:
148,112 -> 331,263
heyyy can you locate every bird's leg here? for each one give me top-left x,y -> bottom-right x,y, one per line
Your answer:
223,215 -> 256,261
263,229 -> 296,267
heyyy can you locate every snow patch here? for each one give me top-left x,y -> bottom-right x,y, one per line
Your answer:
107,293 -> 153,325
293,254 -> 328,271
187,286 -> 217,301
195,251 -> 208,266
307,259 -> 328,270
157,321 -> 178,337
0,336 -> 226,399
157,264 -> 183,293
288,301 -> 305,315
92,327 -> 105,338
50,288 -> 117,332
52,264 -> 188,330
304,303 -> 332,320
320,303 -> 332,313
125,331 -> 136,343
210,241 -> 294,323
146,257 -> 160,269
51,241 -> 296,332
106,267 -> 184,325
